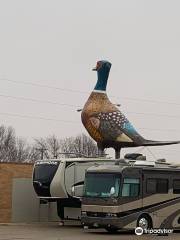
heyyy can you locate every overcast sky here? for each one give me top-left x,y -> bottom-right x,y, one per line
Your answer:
0,0 -> 180,161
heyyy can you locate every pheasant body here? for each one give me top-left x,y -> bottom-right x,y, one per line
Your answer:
81,60 -> 180,158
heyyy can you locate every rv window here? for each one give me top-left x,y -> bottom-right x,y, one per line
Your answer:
33,164 -> 59,181
122,178 -> 140,197
173,180 -> 180,194
146,179 -> 156,194
146,178 -> 168,194
157,179 -> 168,193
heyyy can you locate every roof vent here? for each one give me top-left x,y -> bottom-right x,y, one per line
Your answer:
134,160 -> 155,167
169,165 -> 179,168
115,159 -> 129,165
156,159 -> 166,163
124,153 -> 146,160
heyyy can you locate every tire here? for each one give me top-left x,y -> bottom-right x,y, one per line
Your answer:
137,214 -> 152,230
105,226 -> 118,233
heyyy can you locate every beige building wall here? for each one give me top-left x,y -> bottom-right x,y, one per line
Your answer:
0,162 -> 33,223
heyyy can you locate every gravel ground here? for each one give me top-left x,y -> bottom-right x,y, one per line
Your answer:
0,222 -> 180,240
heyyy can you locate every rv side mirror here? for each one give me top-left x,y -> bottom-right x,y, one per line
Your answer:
110,187 -> 115,196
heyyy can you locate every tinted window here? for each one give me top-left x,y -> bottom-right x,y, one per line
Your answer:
173,180 -> 180,194
146,178 -> 168,194
157,179 -> 168,193
84,173 -> 121,198
33,163 -> 59,182
146,179 -> 156,194
122,178 -> 140,197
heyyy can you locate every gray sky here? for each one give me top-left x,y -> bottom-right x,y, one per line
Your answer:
0,0 -> 180,162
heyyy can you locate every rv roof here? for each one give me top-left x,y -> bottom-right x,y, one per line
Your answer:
35,158 -> 115,163
34,158 -> 180,170
87,164 -> 180,174
86,158 -> 180,173
87,164 -> 124,173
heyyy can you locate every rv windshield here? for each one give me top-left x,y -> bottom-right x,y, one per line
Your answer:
84,173 -> 121,198
33,162 -> 59,182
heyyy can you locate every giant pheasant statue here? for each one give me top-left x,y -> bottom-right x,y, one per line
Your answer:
81,60 -> 180,158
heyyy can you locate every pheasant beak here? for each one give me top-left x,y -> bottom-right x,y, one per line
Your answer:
92,62 -> 100,71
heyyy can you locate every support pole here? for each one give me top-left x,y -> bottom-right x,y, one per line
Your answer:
98,148 -> 105,157
97,143 -> 105,157
115,148 -> 121,159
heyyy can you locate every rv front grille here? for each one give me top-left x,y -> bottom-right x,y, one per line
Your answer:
87,212 -> 107,218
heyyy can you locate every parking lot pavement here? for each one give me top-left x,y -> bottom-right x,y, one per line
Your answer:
0,223 -> 180,240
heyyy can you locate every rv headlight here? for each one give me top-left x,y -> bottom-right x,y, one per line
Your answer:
112,213 -> 117,217
107,213 -> 117,217
81,211 -> 87,216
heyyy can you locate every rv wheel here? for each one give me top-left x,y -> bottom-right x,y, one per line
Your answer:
137,214 -> 152,230
105,226 -> 118,233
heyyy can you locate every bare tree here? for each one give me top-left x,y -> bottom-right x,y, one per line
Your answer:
33,133 -> 98,159
28,146 -> 41,162
0,124 -> 99,162
60,133 -> 98,158
33,135 -> 61,159
14,138 -> 37,162
0,125 -> 16,162
33,138 -> 49,159
46,135 -> 61,158
0,125 -> 40,162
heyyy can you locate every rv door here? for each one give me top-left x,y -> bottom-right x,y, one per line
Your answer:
64,162 -> 88,198
73,162 -> 95,197
64,163 -> 75,197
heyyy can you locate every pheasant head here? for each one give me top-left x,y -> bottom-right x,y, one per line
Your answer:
93,60 -> 112,92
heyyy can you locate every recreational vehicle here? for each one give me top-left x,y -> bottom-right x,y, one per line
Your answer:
81,154 -> 180,232
33,158 -> 114,220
